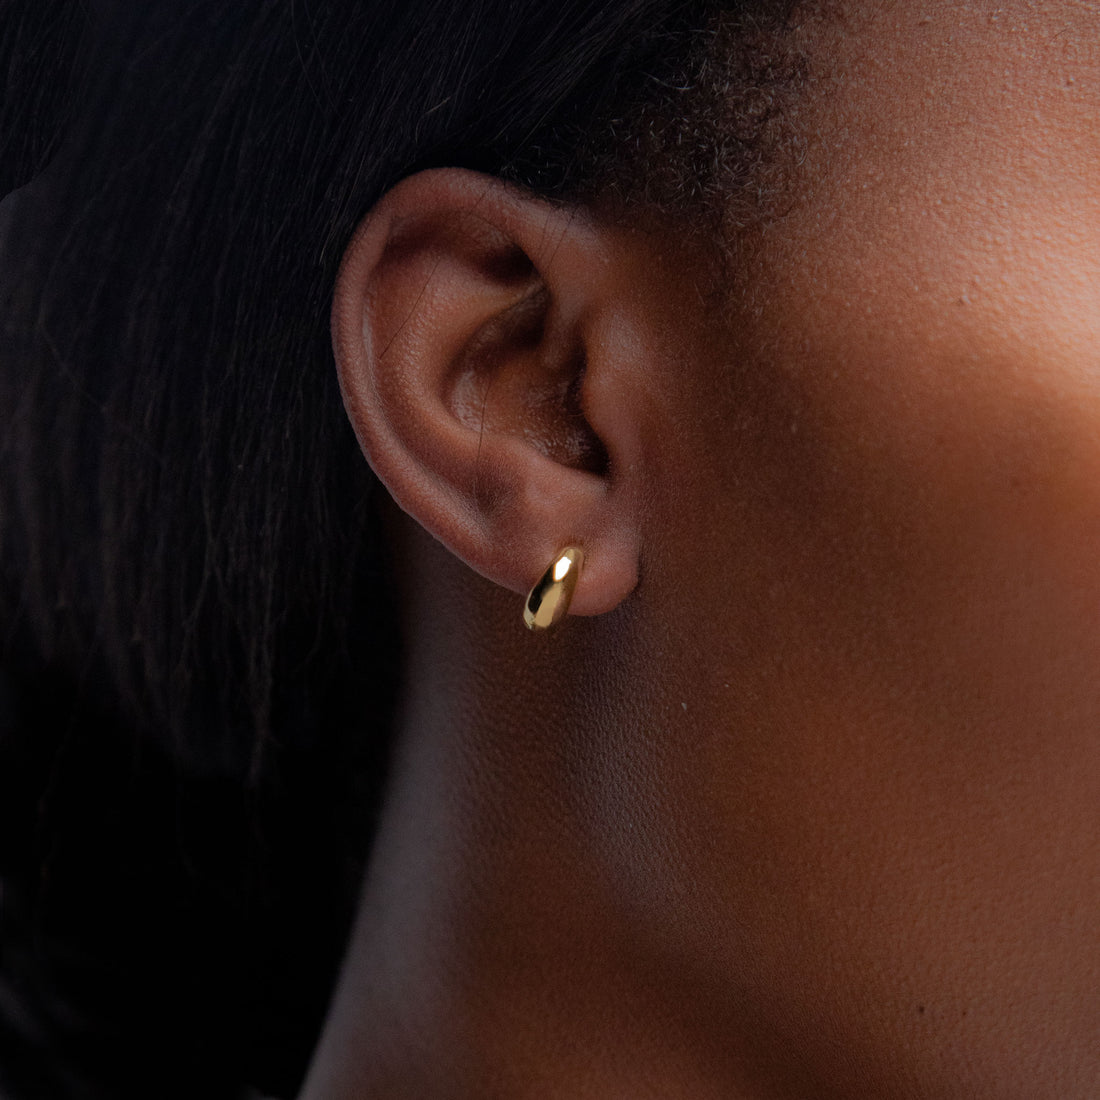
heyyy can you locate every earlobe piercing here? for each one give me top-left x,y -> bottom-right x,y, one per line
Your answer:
524,546 -> 584,631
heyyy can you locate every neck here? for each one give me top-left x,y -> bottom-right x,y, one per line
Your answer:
298,524 -> 774,1099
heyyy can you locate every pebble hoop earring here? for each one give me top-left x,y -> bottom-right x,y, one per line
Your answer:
523,547 -> 584,631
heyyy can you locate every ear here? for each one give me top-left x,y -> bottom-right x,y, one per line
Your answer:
332,169 -> 646,617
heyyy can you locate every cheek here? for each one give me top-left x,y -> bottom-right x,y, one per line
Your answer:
726,214 -> 1100,851
767,246 -> 1100,721
652,196 -> 1100,1089
634,4 -> 1100,1087
654,321 -> 1100,1096
758,0 -> 1100,694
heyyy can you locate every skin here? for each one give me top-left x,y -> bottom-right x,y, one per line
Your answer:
303,2 -> 1099,1096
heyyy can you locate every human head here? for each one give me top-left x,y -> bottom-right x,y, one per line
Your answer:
3,0 -> 1098,1096
324,1 -> 1099,1092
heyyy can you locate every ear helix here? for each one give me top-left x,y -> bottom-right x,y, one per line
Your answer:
523,547 -> 584,631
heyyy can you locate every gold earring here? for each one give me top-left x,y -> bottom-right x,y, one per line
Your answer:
524,547 -> 584,631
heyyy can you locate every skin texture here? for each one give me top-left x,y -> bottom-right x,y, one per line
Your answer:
305,2 -> 1100,1096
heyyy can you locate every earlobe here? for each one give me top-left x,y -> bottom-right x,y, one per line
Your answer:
331,168 -> 643,619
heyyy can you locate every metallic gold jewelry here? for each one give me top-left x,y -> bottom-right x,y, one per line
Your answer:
524,546 -> 584,631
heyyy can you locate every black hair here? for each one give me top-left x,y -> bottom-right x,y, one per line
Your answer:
0,1 -> 806,1095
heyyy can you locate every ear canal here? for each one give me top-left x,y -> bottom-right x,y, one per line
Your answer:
555,361 -> 610,477
449,287 -> 608,478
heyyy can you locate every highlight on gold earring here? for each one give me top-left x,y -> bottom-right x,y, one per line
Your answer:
524,546 -> 584,632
